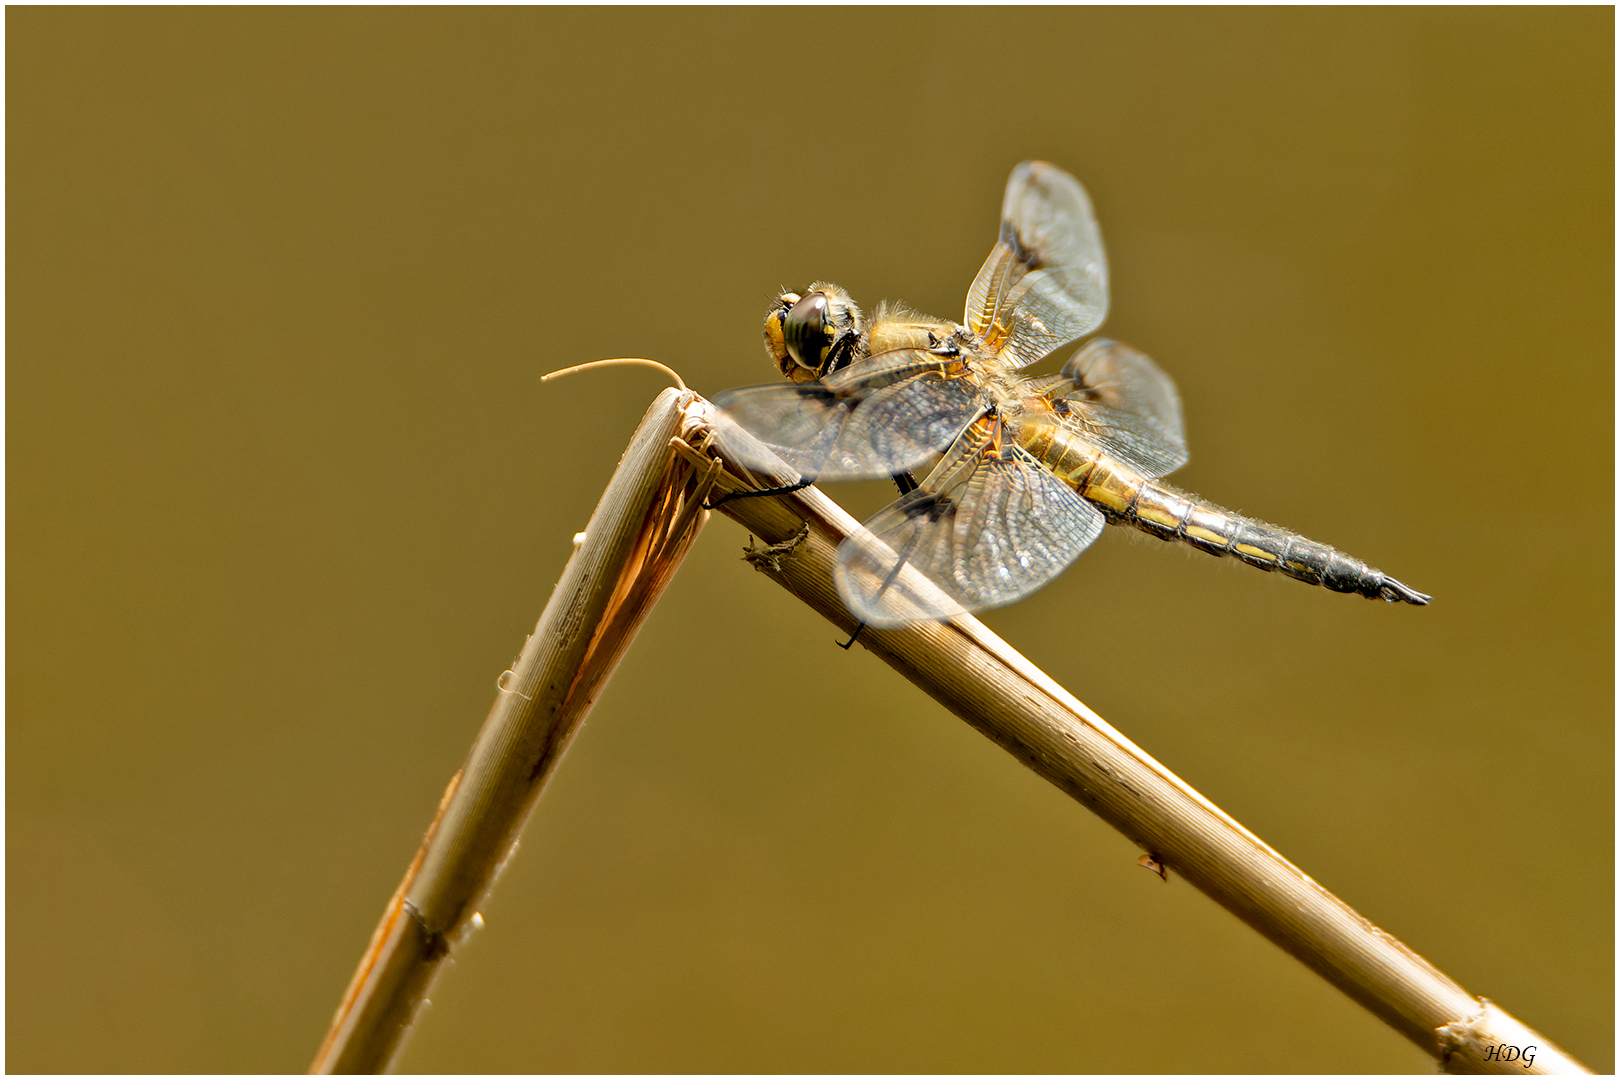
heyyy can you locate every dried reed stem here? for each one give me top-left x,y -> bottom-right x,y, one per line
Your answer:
312,387 -> 1585,1074
672,396 -> 1587,1076
311,388 -> 715,1073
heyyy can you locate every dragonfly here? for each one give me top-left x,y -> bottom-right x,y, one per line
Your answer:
713,161 -> 1429,629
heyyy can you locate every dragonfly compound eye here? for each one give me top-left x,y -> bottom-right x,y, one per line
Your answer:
762,284 -> 862,381
783,291 -> 831,375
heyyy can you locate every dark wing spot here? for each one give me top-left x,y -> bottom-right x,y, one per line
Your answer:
1012,227 -> 1045,271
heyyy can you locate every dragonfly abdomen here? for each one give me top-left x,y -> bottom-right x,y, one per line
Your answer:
1026,428 -> 1428,604
1132,481 -> 1429,602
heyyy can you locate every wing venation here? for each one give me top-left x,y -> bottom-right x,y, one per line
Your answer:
1044,338 -> 1188,477
964,162 -> 1109,369
714,349 -> 990,480
834,419 -> 1106,627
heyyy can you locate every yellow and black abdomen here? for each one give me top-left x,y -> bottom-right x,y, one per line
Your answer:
1019,422 -> 1430,604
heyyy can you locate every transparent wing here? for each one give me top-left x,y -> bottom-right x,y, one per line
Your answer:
964,161 -> 1109,370
834,416 -> 1106,627
1061,338 -> 1185,449
1044,338 -> 1188,478
713,348 -> 990,480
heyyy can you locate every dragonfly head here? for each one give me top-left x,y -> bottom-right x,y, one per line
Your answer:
763,284 -> 863,382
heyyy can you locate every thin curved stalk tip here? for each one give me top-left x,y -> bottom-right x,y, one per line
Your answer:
540,356 -> 687,391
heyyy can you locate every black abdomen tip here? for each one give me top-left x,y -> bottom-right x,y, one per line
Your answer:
1380,577 -> 1431,605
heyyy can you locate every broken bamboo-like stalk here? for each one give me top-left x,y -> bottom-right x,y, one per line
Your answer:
672,395 -> 1587,1076
314,385 -> 1585,1074
311,387 -> 716,1073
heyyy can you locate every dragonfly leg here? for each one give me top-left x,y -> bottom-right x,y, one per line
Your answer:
705,476 -> 815,510
839,504 -> 933,639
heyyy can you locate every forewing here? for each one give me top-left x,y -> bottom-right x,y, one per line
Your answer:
714,349 -> 989,480
835,420 -> 1105,627
719,348 -> 991,479
1047,338 -> 1188,478
964,161 -> 1109,370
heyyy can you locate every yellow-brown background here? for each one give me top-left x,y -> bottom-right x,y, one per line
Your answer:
8,8 -> 1611,1073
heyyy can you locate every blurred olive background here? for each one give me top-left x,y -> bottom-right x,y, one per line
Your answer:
8,7 -> 1611,1074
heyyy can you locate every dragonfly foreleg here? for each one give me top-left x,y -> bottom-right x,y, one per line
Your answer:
705,475 -> 815,510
